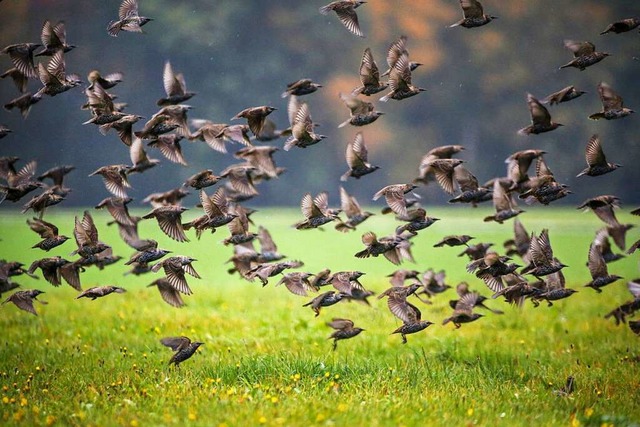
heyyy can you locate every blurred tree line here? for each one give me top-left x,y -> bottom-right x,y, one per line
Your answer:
0,0 -> 638,209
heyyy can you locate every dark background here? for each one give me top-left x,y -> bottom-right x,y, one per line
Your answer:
1,0 -> 638,210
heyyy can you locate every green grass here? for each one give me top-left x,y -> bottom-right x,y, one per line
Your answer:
0,208 -> 639,426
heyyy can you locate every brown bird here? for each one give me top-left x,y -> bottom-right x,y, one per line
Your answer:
600,18 -> 640,35
95,196 -> 135,227
381,35 -> 422,77
135,114 -> 178,140
157,61 -> 196,106
72,211 -> 110,260
294,192 -> 339,230
246,260 -> 304,286
388,293 -> 433,344
352,48 -> 387,96
518,93 -> 563,135
27,218 -> 69,251
107,0 -> 153,37
89,164 -> 131,198
76,285 -> 126,300
434,235 -> 474,248
142,187 -> 189,209
276,272 -> 317,297
2,289 -> 46,315
442,292 -> 484,328
35,20 -> 75,57
589,82 -> 634,120
560,40 -> 610,71
530,271 -> 577,307
503,219 -> 530,262
576,135 -> 621,177
183,188 -> 237,239
354,231 -> 402,265
449,282 -> 504,314
426,158 -> 465,196
220,164 -> 259,200
148,134 -> 187,166
604,280 -> 640,325
335,186 -> 373,232
35,51 -> 82,97
281,79 -> 322,98
341,132 -> 379,181
183,169 -> 222,190
483,180 -> 524,224
0,68 -> 29,94
152,256 -> 199,295
142,205 -> 189,242
380,53 -> 425,102
577,195 -> 620,226
283,102 -> 326,151
235,146 -> 280,180
127,137 -> 160,174
148,278 -> 185,308
21,188 -> 65,218
303,291 -> 345,317
87,70 -> 123,90
518,157 -> 570,205
459,242 -> 494,261
37,165 -> 74,189
327,318 -> 364,350
190,120 -> 252,153
450,0 -> 497,28
223,204 -> 257,246
338,93 -> 384,128
3,92 -> 43,119
372,183 -> 417,219
414,145 -> 465,186
319,0 -> 366,38
99,114 -> 143,147
521,229 -> 566,278
542,86 -> 586,105
585,242 -> 622,293
232,106 -> 277,138
160,336 -> 204,366
447,166 -> 492,206
1,43 -> 40,79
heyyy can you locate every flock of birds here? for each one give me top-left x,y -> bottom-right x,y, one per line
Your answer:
1,0 -> 639,365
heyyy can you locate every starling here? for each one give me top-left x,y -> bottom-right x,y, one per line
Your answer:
220,164 -> 260,201
576,135 -> 621,177
35,51 -> 82,97
338,93 -> 384,127
148,278 -> 185,308
148,134 -> 187,166
183,188 -> 237,239
223,204 -> 257,246
281,79 -> 322,98
294,192 -> 339,230
372,183 -> 417,219
0,68 -> 28,94
2,289 -> 46,315
434,235 -> 474,248
232,106 -> 277,138
380,53 -> 425,102
443,292 -> 484,328
591,228 -> 625,264
126,247 -> 170,266
378,282 -> 422,301
190,120 -> 251,153
157,61 -> 196,106
518,157 -> 570,205
276,272 -> 317,296
459,242 -> 493,261
585,242 -> 622,293
577,195 -> 620,226
483,180 -> 524,224
107,0 -> 153,37
245,260 -> 303,286
37,165 -> 74,188
352,48 -> 387,96
503,219 -> 530,262
395,208 -> 439,236
341,132 -> 379,181
518,93 -> 563,135
256,226 -> 285,262
27,218 -> 69,251
521,229 -> 566,278
386,270 -> 420,288
329,271 -> 373,304
600,18 -> 640,35
603,280 -> 640,325
142,205 -> 189,242
135,114 -> 178,140
76,285 -> 126,300
354,231 -> 400,262
530,271 -> 577,307
184,169 -> 222,190
468,252 -> 519,293
449,282 -> 503,314
542,85 -> 586,105
1,43 -> 40,79
95,196 -> 135,227
303,291 -> 345,317
447,166 -> 492,206
235,146 -> 280,179
151,256 -> 199,295
35,20 -> 75,57
327,318 -> 364,350
99,114 -> 143,147
160,336 -> 204,366
560,40 -> 609,70
627,239 -> 640,255
450,0 -> 497,28
27,256 -> 68,287
335,186 -> 373,232
381,35 -> 422,78
21,188 -> 65,218
127,137 -> 160,174
283,102 -> 326,151
388,293 -> 433,344
319,1 -> 366,38
3,92 -> 42,119
72,211 -> 110,260
426,158 -> 465,196
414,145 -> 465,186
89,164 -> 131,199
589,82 -> 634,120
87,70 -> 124,90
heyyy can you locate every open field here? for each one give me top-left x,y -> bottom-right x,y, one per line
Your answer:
0,208 -> 639,426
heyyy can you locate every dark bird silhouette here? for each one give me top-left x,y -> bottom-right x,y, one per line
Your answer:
380,53 -> 425,102
600,18 -> 640,35
142,205 -> 189,242
148,278 -> 185,308
2,289 -> 46,315
576,135 -> 621,177
434,235 -> 474,248
560,40 -> 609,70
157,61 -> 196,106
338,93 -> 384,127
27,218 -> 69,251
387,292 -> 433,344
327,318 -> 364,350
518,93 -> 563,135
281,79 -> 322,98
35,20 -> 75,57
0,125 -> 11,139
443,292 -> 484,328
107,0 -> 153,37
99,114 -> 143,147
303,291 -> 345,316
319,0 -> 366,38
127,246 -> 170,267
294,192 -> 339,230
542,86 -> 586,105
352,47 -> 387,96
89,164 -> 131,199
589,82 -> 634,120
37,165 -> 74,189
630,321 -> 640,336
504,219 -> 530,262
152,256 -> 199,295
341,132 -> 379,181
76,285 -> 126,300
450,0 -> 497,28
459,242 -> 493,261
604,280 -> 640,325
1,43 -> 40,79
3,92 -> 43,119
135,113 -> 178,140
585,242 -> 622,293
160,336 -> 203,366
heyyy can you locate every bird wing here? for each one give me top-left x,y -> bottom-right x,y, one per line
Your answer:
527,93 -> 552,126
598,82 -> 624,111
587,242 -> 608,279
460,0 -> 483,19
160,336 -> 190,352
585,134 -> 606,167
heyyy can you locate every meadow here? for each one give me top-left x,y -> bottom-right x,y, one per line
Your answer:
0,207 -> 638,427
